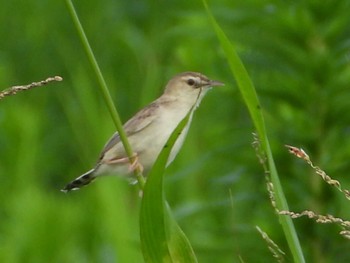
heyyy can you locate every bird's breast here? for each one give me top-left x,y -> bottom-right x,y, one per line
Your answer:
130,101 -> 194,172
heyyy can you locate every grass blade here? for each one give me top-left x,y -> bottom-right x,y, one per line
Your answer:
140,108 -> 197,263
202,1 -> 305,262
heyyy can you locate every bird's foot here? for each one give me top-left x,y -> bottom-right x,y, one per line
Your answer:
128,153 -> 144,174
105,153 -> 144,174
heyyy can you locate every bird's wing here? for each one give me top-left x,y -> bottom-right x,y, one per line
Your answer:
98,101 -> 160,160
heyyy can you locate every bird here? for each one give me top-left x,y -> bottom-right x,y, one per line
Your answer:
61,72 -> 224,192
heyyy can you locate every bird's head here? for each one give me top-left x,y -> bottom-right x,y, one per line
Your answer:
164,72 -> 224,104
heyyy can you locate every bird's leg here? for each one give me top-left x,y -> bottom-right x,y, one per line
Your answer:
105,153 -> 144,173
128,153 -> 144,174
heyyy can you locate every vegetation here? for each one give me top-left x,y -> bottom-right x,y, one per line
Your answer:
1,0 -> 350,262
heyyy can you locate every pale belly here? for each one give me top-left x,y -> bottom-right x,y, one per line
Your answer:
129,111 -> 193,172
96,104 -> 195,177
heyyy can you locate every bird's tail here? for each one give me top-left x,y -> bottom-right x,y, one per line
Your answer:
61,168 -> 96,193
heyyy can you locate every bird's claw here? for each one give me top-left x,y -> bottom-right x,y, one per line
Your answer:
128,153 -> 144,173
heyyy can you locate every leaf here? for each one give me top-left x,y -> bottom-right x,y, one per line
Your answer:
140,107 -> 197,263
202,1 -> 305,262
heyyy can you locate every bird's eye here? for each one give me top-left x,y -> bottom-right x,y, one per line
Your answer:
187,78 -> 196,86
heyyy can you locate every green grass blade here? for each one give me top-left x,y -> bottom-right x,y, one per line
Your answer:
140,108 -> 197,263
202,1 -> 305,262
64,0 -> 145,187
164,202 -> 198,262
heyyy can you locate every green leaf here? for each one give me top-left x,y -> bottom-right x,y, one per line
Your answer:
202,1 -> 305,262
140,108 -> 197,263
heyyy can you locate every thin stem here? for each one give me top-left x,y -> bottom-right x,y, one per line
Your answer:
64,0 -> 145,188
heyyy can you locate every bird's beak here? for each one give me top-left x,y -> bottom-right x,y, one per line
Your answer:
208,79 -> 224,87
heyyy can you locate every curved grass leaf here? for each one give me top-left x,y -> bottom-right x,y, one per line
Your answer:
202,1 -> 305,262
140,109 -> 197,263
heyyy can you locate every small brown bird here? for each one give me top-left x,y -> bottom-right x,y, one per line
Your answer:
61,72 -> 223,192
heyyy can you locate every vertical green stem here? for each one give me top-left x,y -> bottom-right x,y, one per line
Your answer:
64,0 -> 145,188
202,1 -> 305,262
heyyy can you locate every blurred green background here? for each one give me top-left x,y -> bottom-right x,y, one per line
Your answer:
1,0 -> 350,262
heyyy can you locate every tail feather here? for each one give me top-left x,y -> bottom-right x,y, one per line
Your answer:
61,169 -> 96,193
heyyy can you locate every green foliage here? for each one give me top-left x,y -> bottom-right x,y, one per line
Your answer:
203,1 -> 304,262
140,108 -> 197,263
1,0 -> 350,262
